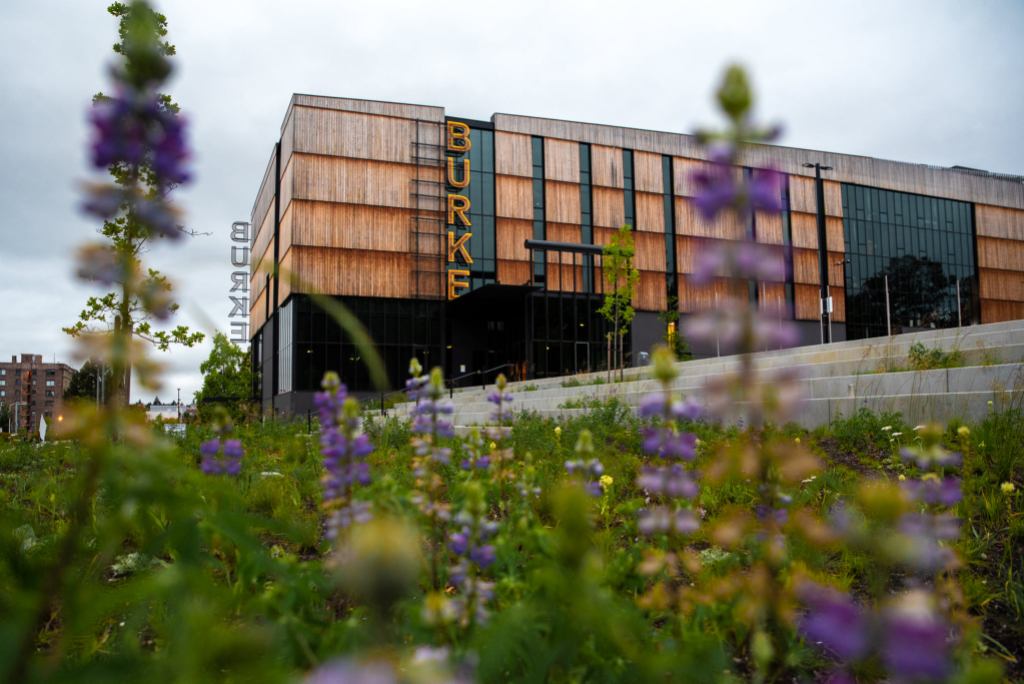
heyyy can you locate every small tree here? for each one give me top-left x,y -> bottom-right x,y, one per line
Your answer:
598,224 -> 639,381
194,333 -> 253,418
66,360 -> 116,401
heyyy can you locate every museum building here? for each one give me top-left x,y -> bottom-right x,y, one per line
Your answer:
248,95 -> 1024,415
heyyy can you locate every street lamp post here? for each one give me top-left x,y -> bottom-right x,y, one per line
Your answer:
803,161 -> 834,343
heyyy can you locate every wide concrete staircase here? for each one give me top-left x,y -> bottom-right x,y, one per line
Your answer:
391,321 -> 1024,429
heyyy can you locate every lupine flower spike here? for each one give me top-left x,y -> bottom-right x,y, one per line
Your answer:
316,371 -> 373,540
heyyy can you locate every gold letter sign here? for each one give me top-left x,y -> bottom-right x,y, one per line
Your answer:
446,120 -> 472,299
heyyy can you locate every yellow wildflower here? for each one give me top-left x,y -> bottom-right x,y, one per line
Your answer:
794,437 -> 801,444
489,441 -> 497,451
1002,482 -> 1016,494
554,426 -> 562,438
898,474 -> 906,481
957,426 -> 970,438
600,474 -> 614,490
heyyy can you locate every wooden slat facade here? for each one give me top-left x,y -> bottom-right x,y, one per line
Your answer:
544,138 -> 580,183
591,145 -> 624,188
593,186 -> 625,228
291,153 -> 435,209
545,180 -> 581,224
496,218 -> 533,262
495,132 -> 532,177
496,175 -> 533,220
288,247 -> 413,299
250,95 -> 1024,348
635,192 -> 664,233
977,204 -> 1024,241
676,197 -> 745,240
634,152 -> 662,193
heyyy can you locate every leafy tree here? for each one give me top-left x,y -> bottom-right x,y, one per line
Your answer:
62,2 -> 203,405
598,224 -> 639,381
194,333 -> 253,411
65,360 -> 115,401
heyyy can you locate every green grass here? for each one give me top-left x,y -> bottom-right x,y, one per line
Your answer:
0,404 -> 1020,682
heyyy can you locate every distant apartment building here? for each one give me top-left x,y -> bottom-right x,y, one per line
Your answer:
0,354 -> 75,433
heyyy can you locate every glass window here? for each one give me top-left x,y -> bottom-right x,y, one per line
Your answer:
841,183 -> 976,340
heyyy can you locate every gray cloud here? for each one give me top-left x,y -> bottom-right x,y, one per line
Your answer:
1,0 -> 1021,403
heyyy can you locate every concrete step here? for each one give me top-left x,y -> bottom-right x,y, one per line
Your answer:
432,324 -> 1024,404
447,389 -> 1024,432
408,348 -> 1024,414
391,321 -> 1024,430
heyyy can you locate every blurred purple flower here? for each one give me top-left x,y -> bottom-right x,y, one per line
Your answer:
199,437 -> 243,476
691,150 -> 737,222
881,591 -> 952,681
901,477 -> 962,506
797,583 -> 870,662
89,88 -> 191,186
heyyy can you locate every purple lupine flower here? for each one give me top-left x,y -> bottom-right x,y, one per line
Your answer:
317,371 -> 373,540
447,486 -> 499,625
797,583 -> 870,662
564,439 -> 605,498
637,506 -> 699,536
89,88 -> 191,186
900,446 -> 961,470
636,347 -> 702,536
901,477 -> 962,506
691,148 -> 738,222
642,426 -> 697,460
747,167 -> 784,215
880,591 -> 952,681
305,658 -> 397,684
200,436 -> 243,476
405,358 -> 429,402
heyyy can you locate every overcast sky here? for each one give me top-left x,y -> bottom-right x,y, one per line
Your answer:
1,0 -> 1021,403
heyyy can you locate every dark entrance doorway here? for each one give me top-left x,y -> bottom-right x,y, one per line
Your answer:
446,284 -> 530,386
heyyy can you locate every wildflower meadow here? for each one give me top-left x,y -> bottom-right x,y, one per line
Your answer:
1,3 -> 1022,683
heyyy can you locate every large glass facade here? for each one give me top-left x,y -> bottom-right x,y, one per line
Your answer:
529,293 -> 614,377
459,125 -> 496,290
842,184 -> 978,339
288,295 -> 443,392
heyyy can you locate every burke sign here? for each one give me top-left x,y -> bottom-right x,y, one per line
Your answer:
446,120 -> 472,300
229,221 -> 250,343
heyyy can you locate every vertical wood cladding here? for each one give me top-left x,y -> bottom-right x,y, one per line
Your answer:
495,132 -> 532,177
633,152 -> 662,193
591,145 -> 624,188
545,180 -> 582,224
544,139 -> 580,183
496,218 -> 532,262
635,192 -> 664,233
675,197 -> 745,240
593,187 -> 625,228
789,176 -> 842,216
288,247 -> 413,299
975,205 -> 1024,323
496,175 -> 533,220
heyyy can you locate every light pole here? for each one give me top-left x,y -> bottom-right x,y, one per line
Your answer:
803,162 -> 834,343
177,387 -> 181,422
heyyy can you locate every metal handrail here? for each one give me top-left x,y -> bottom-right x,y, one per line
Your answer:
447,362 -> 516,398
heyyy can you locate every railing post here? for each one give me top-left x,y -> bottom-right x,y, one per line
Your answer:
479,370 -> 484,389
